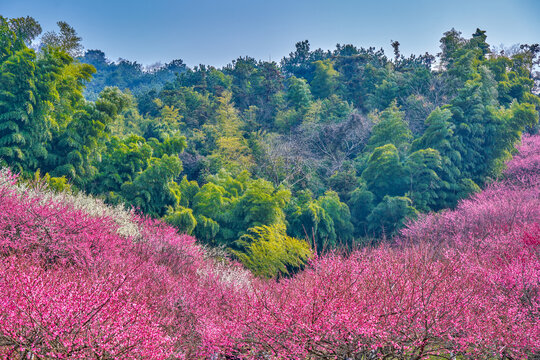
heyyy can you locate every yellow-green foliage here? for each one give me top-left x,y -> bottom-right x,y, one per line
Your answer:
33,170 -> 71,193
233,224 -> 312,279
164,206 -> 197,235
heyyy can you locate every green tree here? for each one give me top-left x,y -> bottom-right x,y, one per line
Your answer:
347,184 -> 375,236
367,195 -> 418,237
448,63 -> 510,183
233,224 -> 312,279
41,21 -> 84,57
310,59 -> 339,98
411,107 -> 463,209
438,28 -> 467,69
286,75 -> 313,111
47,87 -> 130,187
286,190 -> 353,252
6,16 -> 42,43
234,179 -> 291,232
205,91 -> 254,174
470,28 -> 490,58
164,206 -> 197,235
303,95 -> 354,125
361,144 -> 407,200
484,101 -> 538,175
367,66 -> 400,110
286,192 -> 335,252
281,40 -> 316,80
328,166 -> 358,203
120,154 -> 183,217
367,101 -> 412,153
177,175 -> 200,207
144,100 -> 184,140
317,190 -> 354,247
193,182 -> 230,221
0,19 -> 90,176
404,148 -> 442,212
194,215 -> 220,244
0,25 -> 45,174
150,134 -> 187,158
88,134 -> 153,196
191,171 -> 290,246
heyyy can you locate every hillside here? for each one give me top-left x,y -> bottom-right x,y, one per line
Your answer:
1,16 -> 539,274
1,14 -> 540,358
0,133 -> 538,358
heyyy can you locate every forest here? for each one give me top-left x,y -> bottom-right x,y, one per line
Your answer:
1,16 -> 538,277
0,14 -> 539,359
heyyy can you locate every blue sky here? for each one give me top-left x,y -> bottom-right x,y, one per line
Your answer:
2,0 -> 539,68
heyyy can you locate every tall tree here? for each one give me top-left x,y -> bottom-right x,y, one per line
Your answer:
47,87 -> 130,187
361,144 -> 407,200
366,101 -> 412,153
0,19 -> 67,174
41,21 -> 84,57
404,148 -> 442,212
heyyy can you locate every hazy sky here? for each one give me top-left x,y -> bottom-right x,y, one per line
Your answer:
2,0 -> 539,68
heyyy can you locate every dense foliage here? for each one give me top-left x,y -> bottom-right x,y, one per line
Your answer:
80,49 -> 187,100
0,15 -> 539,273
0,133 -> 538,359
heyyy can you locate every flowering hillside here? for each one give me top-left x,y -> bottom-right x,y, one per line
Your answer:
0,170 -> 253,359
1,135 -> 539,359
